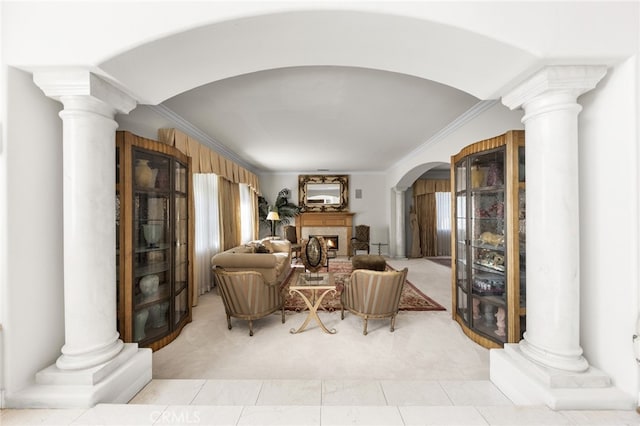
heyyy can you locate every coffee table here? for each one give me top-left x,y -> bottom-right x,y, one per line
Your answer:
289,272 -> 337,334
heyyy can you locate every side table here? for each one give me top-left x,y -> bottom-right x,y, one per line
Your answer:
289,273 -> 337,334
371,242 -> 389,255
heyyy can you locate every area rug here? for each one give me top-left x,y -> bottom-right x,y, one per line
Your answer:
426,257 -> 452,268
281,260 -> 446,312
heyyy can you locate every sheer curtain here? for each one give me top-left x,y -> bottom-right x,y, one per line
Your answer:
435,192 -> 452,256
239,184 -> 254,243
193,174 -> 220,299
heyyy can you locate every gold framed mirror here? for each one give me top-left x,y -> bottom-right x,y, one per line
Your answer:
298,175 -> 349,212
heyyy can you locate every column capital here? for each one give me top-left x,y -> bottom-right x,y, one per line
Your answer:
33,68 -> 136,115
502,65 -> 607,111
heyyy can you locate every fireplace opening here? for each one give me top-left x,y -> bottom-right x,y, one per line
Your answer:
310,235 -> 339,251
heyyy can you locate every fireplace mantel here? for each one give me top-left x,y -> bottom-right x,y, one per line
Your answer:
297,212 -> 355,256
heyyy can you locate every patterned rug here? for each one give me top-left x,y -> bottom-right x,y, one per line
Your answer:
281,260 -> 446,312
426,257 -> 452,268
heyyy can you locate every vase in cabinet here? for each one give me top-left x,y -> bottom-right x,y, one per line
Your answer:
451,130 -> 525,349
117,130 -> 193,351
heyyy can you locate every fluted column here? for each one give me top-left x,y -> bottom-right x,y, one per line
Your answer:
502,65 -> 606,372
394,187 -> 407,259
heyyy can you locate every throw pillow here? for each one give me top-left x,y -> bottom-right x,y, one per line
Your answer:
254,243 -> 270,253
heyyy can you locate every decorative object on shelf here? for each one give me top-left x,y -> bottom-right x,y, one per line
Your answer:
134,309 -> 149,341
477,231 -> 504,247
139,274 -> 159,298
149,301 -> 169,328
486,161 -> 502,186
142,223 -> 163,248
471,163 -> 485,188
134,159 -> 158,188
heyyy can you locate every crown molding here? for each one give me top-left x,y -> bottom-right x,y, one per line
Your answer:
390,99 -> 499,172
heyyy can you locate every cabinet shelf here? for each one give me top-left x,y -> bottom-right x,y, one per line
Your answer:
451,130 -> 525,348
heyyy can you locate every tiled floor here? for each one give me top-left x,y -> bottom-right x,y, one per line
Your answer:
2,379 -> 638,425
2,259 -> 638,425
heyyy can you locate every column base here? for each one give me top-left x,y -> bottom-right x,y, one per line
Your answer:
5,344 -> 151,408
491,344 -> 635,410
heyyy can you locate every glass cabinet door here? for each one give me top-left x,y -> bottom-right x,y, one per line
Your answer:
117,130 -> 193,350
132,149 -> 172,343
451,130 -> 525,348
469,149 -> 508,343
454,159 -> 468,322
173,161 -> 189,326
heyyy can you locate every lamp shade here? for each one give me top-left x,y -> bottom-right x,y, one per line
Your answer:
266,211 -> 280,221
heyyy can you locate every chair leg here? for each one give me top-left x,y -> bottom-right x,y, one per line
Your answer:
341,306 -> 345,320
248,320 -> 254,336
281,306 -> 285,324
226,314 -> 232,330
363,318 -> 368,336
390,315 -> 396,332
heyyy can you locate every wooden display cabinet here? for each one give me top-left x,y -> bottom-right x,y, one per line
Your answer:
450,130 -> 525,348
116,131 -> 193,351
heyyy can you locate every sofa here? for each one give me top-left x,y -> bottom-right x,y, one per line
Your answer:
211,239 -> 292,286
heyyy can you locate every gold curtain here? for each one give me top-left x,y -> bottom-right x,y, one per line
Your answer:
219,176 -> 242,251
158,128 -> 259,306
158,128 -> 260,193
412,179 -> 450,257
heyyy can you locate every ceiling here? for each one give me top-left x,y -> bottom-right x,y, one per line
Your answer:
97,5 -> 638,176
158,66 -> 480,173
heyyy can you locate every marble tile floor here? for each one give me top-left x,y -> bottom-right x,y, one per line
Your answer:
2,259 -> 638,425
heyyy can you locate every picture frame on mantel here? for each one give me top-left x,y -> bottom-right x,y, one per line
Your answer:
298,174 -> 349,212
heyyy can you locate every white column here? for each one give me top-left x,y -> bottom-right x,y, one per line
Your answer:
394,187 -> 407,259
8,70 -> 152,408
506,66 -> 608,372
491,66 -> 632,410
35,71 -> 133,370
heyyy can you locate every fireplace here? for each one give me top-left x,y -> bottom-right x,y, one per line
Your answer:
310,235 -> 339,251
297,212 -> 354,257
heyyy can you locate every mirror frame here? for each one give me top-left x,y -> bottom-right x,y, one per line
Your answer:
298,174 -> 349,212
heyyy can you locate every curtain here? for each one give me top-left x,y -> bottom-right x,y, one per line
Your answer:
239,183 -> 254,244
219,177 -> 242,250
193,174 -> 220,301
412,179 -> 450,257
435,192 -> 452,256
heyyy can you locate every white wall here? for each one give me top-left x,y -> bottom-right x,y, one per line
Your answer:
2,68 -> 65,397
578,56 -> 639,398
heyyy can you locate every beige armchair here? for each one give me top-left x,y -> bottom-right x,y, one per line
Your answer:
213,268 -> 285,336
340,268 -> 408,335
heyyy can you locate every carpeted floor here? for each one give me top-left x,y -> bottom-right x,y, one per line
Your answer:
282,260 -> 446,312
152,257 -> 490,381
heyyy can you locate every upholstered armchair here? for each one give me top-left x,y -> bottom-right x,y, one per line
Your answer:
213,268 -> 285,336
350,224 -> 370,258
340,268 -> 408,335
283,225 -> 302,260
